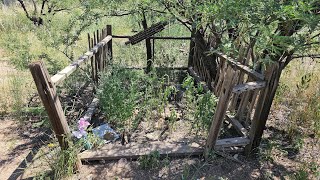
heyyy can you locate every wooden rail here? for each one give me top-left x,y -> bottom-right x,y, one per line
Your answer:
51,35 -> 112,85
216,52 -> 265,81
29,25 -> 113,171
113,35 -> 191,40
79,137 -> 249,162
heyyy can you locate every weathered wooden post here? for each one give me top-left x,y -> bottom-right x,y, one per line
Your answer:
141,12 -> 153,73
29,61 -> 81,170
29,61 -> 70,148
106,25 -> 113,65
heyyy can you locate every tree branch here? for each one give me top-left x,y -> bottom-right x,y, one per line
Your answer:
31,0 -> 38,14
17,0 -> 30,19
161,2 -> 191,31
41,0 -> 47,15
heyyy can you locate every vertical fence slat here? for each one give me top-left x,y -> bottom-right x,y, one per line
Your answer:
245,63 -> 279,154
106,25 -> 113,65
205,65 -> 236,158
102,27 -> 107,69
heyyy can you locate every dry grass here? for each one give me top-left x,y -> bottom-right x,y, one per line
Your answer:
0,61 -> 33,115
275,58 -> 320,139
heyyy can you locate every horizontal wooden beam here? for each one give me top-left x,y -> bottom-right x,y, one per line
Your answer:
51,36 -> 112,85
79,141 -> 204,162
215,52 -> 265,81
225,115 -> 248,137
112,35 -> 191,40
232,81 -> 266,94
79,137 -> 249,162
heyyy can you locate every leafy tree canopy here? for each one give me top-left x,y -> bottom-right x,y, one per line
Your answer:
16,0 -> 319,68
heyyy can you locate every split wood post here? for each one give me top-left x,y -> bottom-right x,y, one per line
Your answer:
204,64 -> 236,159
245,63 -> 280,154
29,61 -> 81,170
29,61 -> 70,148
141,12 -> 153,73
106,25 -> 113,65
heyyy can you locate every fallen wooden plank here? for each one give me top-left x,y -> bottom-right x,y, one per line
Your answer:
79,137 -> 249,162
51,36 -> 112,85
79,141 -> 204,162
216,52 -> 265,81
225,115 -> 248,137
232,81 -> 266,94
215,137 -> 250,150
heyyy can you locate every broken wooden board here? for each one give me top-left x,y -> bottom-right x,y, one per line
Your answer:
188,67 -> 209,92
79,141 -> 203,162
125,21 -> 168,45
215,137 -> 250,150
79,137 -> 249,162
225,115 -> 248,137
232,81 -> 266,94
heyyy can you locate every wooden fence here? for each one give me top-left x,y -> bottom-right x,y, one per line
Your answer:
29,25 -> 113,169
189,35 -> 277,156
29,23 -> 277,167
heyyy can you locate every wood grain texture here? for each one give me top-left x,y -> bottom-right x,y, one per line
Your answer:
79,141 -> 204,161
29,61 -> 70,148
79,137 -> 249,162
83,98 -> 99,123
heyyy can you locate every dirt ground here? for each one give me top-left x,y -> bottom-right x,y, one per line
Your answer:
0,106 -> 318,180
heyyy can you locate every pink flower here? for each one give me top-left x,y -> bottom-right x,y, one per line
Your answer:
78,118 -> 90,130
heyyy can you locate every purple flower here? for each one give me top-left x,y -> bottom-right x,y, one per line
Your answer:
72,129 -> 87,139
78,118 -> 90,130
